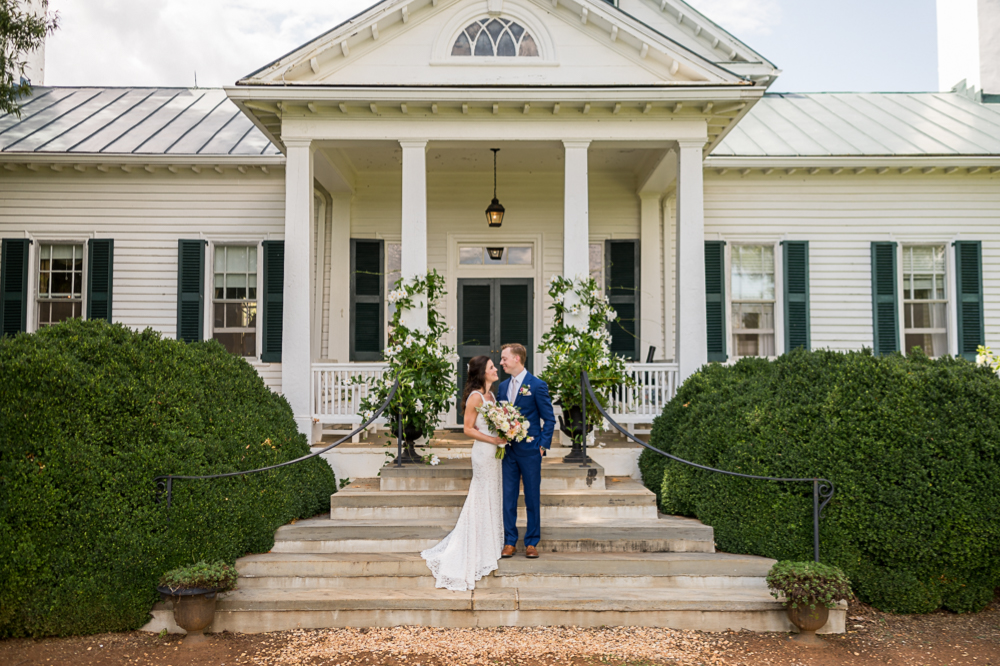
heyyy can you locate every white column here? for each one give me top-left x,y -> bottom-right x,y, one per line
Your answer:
675,139 -> 708,380
662,195 -> 676,360
282,139 -> 314,439
639,192 -> 664,362
400,140 -> 428,331
563,140 -> 591,329
328,193 -> 352,363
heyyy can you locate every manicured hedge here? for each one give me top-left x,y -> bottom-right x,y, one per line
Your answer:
639,349 -> 1000,614
0,319 -> 337,637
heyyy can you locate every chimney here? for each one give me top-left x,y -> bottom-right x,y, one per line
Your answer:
981,0 -> 1000,96
21,0 -> 47,86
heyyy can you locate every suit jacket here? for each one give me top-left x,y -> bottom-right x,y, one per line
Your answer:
497,371 -> 555,453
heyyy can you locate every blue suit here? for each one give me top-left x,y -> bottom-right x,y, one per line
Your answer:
497,371 -> 555,547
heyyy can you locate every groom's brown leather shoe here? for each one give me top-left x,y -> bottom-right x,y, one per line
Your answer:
501,545 -> 516,558
525,545 -> 539,559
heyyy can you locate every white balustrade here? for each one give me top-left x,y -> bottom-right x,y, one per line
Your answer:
310,361 -> 679,435
312,363 -> 389,424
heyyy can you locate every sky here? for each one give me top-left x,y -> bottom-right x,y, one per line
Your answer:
43,0 -> 940,93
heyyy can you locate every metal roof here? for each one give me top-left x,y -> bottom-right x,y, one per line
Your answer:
712,92 -> 1000,157
0,87 -> 281,156
3,88 -> 1000,160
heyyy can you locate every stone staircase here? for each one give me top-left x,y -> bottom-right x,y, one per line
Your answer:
148,457 -> 845,634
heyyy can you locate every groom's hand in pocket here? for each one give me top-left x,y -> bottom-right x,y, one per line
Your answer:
540,447 -> 546,457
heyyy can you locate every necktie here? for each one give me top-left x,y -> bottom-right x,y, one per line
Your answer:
509,378 -> 517,402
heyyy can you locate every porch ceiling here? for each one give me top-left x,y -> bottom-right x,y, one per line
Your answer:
319,140 -> 668,175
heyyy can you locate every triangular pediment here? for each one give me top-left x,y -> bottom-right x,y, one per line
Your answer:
239,0 -> 755,88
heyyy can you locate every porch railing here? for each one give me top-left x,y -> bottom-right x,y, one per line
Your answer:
311,361 -> 680,432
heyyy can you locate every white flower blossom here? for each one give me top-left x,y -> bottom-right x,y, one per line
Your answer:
606,308 -> 617,321
430,455 -> 440,466
415,399 -> 424,412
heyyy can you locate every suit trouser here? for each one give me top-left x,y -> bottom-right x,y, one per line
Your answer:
502,446 -> 542,547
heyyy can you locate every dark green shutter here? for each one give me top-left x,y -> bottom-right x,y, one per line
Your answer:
782,241 -> 810,352
705,240 -> 727,362
954,240 -> 984,361
871,241 -> 899,355
261,240 -> 284,363
0,239 -> 30,337
176,239 -> 206,343
606,240 -> 640,360
350,239 -> 384,361
86,239 -> 114,323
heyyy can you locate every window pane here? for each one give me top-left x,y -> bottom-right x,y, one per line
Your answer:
51,272 -> 73,296
518,33 -> 538,57
38,272 -> 49,296
214,303 -> 225,328
732,245 -> 774,300
459,247 -> 483,265
731,303 -> 774,332
507,247 -> 532,265
213,332 -> 255,357
248,273 -> 257,300
214,274 -> 225,299
226,246 -> 248,273
452,31 -> 472,56
248,247 -> 258,273
50,301 -> 77,324
226,273 -> 247,299
474,30 -> 493,56
735,334 -> 759,357
214,246 -> 226,272
484,248 -> 506,265
496,31 -> 516,56
912,274 -> 933,300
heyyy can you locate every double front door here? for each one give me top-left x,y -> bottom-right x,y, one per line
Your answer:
456,278 -> 533,418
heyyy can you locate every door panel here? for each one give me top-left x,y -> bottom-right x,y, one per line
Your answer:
456,278 -> 533,419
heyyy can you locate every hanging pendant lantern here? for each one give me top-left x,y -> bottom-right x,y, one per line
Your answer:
485,148 -> 505,228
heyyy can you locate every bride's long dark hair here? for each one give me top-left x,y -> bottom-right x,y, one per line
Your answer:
462,355 -> 492,407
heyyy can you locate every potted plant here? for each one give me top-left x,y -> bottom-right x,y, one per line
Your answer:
766,560 -> 852,646
537,275 -> 635,462
353,270 -> 459,464
157,560 -> 238,645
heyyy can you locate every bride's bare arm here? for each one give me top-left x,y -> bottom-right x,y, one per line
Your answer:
463,393 -> 503,446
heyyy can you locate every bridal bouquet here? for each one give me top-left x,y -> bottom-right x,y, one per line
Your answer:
477,402 -> 532,459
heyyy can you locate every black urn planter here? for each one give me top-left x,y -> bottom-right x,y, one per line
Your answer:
395,422 -> 425,464
557,404 -> 593,464
157,586 -> 218,646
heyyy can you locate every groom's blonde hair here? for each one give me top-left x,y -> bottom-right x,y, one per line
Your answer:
502,343 -> 527,365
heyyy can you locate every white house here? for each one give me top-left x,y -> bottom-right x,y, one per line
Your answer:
2,0 -> 1000,443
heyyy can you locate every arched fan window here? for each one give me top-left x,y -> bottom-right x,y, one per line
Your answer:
452,18 -> 539,57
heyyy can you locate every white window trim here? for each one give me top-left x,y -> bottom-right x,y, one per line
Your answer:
724,240 -> 784,361
898,242 -> 951,358
206,239 -> 263,359
431,0 -> 557,63
29,236 -> 90,333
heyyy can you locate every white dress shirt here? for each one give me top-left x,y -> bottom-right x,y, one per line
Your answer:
507,368 -> 528,403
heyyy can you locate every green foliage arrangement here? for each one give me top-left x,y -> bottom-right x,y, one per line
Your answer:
354,270 -> 458,444
537,275 -> 634,437
639,348 -> 1000,614
0,319 -> 337,637
766,561 -> 852,610
158,561 -> 238,594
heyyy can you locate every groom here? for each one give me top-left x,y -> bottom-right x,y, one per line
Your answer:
497,343 -> 555,559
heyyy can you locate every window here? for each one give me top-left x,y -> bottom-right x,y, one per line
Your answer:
351,239 -> 384,361
903,245 -> 947,357
212,245 -> 257,356
37,244 -> 84,327
731,245 -> 775,357
458,246 -> 532,266
589,243 -> 603,284
386,242 -> 401,317
452,18 -> 539,57
606,240 -> 640,360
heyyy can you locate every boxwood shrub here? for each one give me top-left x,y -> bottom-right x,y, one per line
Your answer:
638,348 -> 1000,614
0,319 -> 337,637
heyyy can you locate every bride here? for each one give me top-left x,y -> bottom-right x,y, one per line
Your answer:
421,355 -> 505,591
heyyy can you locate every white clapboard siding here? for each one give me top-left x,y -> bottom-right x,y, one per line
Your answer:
0,169 -> 286,392
704,172 -> 1000,351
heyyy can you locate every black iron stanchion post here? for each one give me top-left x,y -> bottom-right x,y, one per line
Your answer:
396,409 -> 403,467
579,371 -> 589,468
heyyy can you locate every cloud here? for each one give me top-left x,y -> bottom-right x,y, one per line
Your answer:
46,0 -> 374,86
685,0 -> 782,37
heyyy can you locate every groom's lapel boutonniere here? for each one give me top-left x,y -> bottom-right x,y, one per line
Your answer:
519,385 -> 532,397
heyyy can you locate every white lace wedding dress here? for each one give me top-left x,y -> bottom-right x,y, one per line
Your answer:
420,390 -> 505,591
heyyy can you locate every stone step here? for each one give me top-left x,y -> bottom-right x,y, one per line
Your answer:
330,482 -> 657,521
271,516 -> 715,554
378,457 -> 606,492
204,585 -> 846,633
235,551 -> 772,590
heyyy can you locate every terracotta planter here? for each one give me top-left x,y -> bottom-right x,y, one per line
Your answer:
786,603 -> 829,646
158,586 -> 218,645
